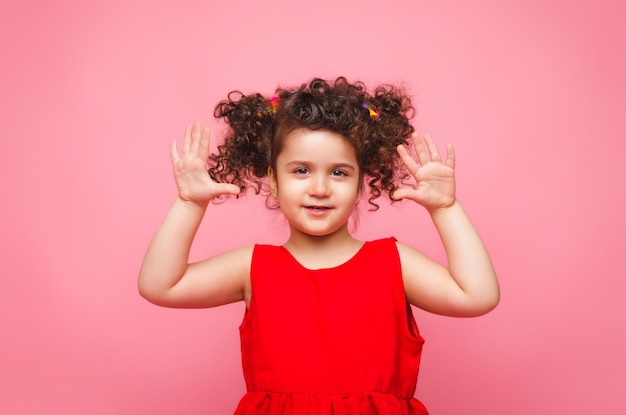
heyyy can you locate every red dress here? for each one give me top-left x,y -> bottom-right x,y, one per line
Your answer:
234,237 -> 428,414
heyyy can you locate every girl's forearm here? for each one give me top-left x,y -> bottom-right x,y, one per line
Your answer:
430,200 -> 500,312
138,197 -> 208,300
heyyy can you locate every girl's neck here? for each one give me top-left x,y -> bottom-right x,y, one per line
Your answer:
283,226 -> 363,270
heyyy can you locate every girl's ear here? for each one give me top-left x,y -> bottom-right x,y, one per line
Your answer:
268,167 -> 278,198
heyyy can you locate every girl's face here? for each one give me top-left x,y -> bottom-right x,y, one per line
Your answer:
269,129 -> 360,240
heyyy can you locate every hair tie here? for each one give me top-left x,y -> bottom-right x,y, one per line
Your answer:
257,96 -> 281,117
362,103 -> 380,119
269,96 -> 280,112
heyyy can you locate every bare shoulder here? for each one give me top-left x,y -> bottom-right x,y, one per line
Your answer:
394,241 -> 436,275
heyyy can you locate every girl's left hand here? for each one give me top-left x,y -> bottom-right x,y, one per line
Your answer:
393,133 -> 456,212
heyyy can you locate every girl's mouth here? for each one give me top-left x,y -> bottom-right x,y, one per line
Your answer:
305,206 -> 332,216
306,206 -> 330,211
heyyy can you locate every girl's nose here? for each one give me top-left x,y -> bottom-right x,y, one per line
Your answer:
309,174 -> 330,197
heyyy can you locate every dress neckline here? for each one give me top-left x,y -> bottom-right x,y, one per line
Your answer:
279,240 -> 368,271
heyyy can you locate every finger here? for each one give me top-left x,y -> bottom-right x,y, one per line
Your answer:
170,140 -> 180,163
423,134 -> 441,163
182,124 -> 192,155
216,183 -> 242,196
445,144 -> 456,169
198,126 -> 211,163
190,121 -> 202,155
390,188 -> 407,201
396,144 -> 419,176
412,133 -> 430,165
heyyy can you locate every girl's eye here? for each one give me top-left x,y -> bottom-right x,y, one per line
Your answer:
294,168 -> 309,175
331,169 -> 348,177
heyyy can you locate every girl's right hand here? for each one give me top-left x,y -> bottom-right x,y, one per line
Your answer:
170,121 -> 241,205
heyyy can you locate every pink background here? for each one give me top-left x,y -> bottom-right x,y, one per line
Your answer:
2,0 -> 624,413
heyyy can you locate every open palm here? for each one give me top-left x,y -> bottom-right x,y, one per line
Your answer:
393,133 -> 456,211
170,121 -> 240,205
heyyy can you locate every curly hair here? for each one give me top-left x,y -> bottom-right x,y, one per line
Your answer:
208,77 -> 415,209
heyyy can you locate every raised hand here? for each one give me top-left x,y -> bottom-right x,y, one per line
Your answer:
170,121 -> 241,205
393,133 -> 456,211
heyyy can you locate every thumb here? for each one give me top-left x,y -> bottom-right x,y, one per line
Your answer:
217,183 -> 242,196
391,188 -> 412,201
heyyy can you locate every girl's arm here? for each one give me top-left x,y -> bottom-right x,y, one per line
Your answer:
138,121 -> 251,308
394,134 -> 500,317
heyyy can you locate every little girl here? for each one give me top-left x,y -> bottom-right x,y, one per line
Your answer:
139,77 -> 499,414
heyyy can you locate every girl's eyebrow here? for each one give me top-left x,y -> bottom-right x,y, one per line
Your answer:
285,161 -> 357,172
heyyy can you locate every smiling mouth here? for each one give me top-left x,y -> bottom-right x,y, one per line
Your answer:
306,206 -> 331,211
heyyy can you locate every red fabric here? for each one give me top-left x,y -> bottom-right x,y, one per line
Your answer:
235,238 -> 428,414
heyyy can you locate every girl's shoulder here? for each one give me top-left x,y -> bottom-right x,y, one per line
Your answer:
363,236 -> 401,254
393,240 -> 433,272
369,236 -> 398,246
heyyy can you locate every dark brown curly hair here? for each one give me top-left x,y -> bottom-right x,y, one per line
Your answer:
208,77 -> 415,209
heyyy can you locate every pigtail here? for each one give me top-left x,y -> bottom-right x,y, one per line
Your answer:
359,85 -> 415,209
208,92 -> 275,195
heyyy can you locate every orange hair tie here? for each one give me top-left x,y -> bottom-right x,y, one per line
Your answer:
257,96 -> 281,117
362,103 -> 380,119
